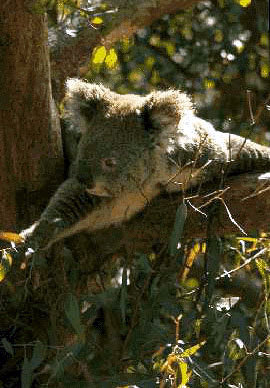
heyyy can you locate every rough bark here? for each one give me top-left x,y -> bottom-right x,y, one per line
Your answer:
0,0 -> 64,231
50,0 -> 201,100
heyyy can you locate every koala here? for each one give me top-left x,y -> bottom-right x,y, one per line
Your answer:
21,79 -> 270,250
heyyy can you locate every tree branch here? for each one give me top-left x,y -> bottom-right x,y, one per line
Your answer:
87,173 -> 270,257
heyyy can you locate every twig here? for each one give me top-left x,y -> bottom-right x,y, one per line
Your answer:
197,187 -> 230,209
219,198 -> 247,235
234,90 -> 256,161
221,335 -> 270,384
186,199 -> 207,217
241,182 -> 270,201
216,247 -> 268,280
247,89 -> 255,125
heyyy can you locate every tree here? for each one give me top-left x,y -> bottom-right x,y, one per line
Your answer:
0,0 -> 269,387
0,0 -> 63,231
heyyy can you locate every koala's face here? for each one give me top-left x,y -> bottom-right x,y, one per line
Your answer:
75,114 -> 153,197
66,80 -> 193,197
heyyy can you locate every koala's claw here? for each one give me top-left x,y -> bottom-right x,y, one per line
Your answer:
20,218 -> 66,253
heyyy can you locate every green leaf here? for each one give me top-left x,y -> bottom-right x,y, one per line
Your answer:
49,343 -> 84,379
21,342 -> 47,388
1,338 -> 14,356
64,293 -> 85,341
30,341 -> 46,370
21,357 -> 33,388
169,202 -> 187,256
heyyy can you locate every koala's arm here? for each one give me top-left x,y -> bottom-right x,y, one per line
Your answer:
21,178 -> 98,251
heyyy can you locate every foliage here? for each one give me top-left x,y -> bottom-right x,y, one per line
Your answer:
1,0 -> 270,387
1,215 -> 270,387
88,0 -> 270,141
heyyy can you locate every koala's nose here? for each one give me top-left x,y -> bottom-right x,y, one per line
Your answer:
86,183 -> 112,197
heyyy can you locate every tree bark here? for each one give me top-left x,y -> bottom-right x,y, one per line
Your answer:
86,172 -> 270,259
0,0 -> 64,231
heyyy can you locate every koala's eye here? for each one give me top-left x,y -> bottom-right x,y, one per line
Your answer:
101,157 -> 117,171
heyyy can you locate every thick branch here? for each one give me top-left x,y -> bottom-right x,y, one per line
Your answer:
88,173 -> 270,257
50,0 -> 201,100
102,0 -> 200,46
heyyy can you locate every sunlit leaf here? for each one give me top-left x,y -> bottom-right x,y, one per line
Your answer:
179,341 -> 206,358
161,41 -> 175,56
0,251 -> 13,282
184,277 -> 199,289
181,242 -> 202,281
237,0 -> 252,7
204,79 -> 215,89
260,33 -> 269,47
105,48 -> 118,69
256,258 -> 270,292
228,338 -> 245,360
179,360 -> 192,387
256,258 -> 267,277
0,231 -> 24,243
214,29 -> 223,43
261,63 -> 270,79
194,319 -> 202,339
92,46 -> 107,64
236,237 -> 258,243
91,16 -> 103,25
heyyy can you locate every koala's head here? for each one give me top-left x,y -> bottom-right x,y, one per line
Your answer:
65,79 -> 194,197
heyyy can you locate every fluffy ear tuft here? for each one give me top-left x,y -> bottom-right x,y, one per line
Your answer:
65,79 -> 109,128
143,90 -> 194,131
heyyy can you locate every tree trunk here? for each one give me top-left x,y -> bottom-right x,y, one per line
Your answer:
0,0 -> 64,232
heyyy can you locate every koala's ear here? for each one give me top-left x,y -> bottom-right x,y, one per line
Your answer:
65,79 -> 109,123
142,90 -> 194,131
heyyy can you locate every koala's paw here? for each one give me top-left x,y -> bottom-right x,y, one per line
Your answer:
20,218 -> 66,253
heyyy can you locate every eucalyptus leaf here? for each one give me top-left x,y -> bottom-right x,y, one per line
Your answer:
169,202 -> 187,256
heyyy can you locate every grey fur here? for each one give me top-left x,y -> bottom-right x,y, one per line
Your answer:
21,79 -> 270,249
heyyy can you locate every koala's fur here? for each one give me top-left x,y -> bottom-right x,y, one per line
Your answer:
22,79 -> 270,249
